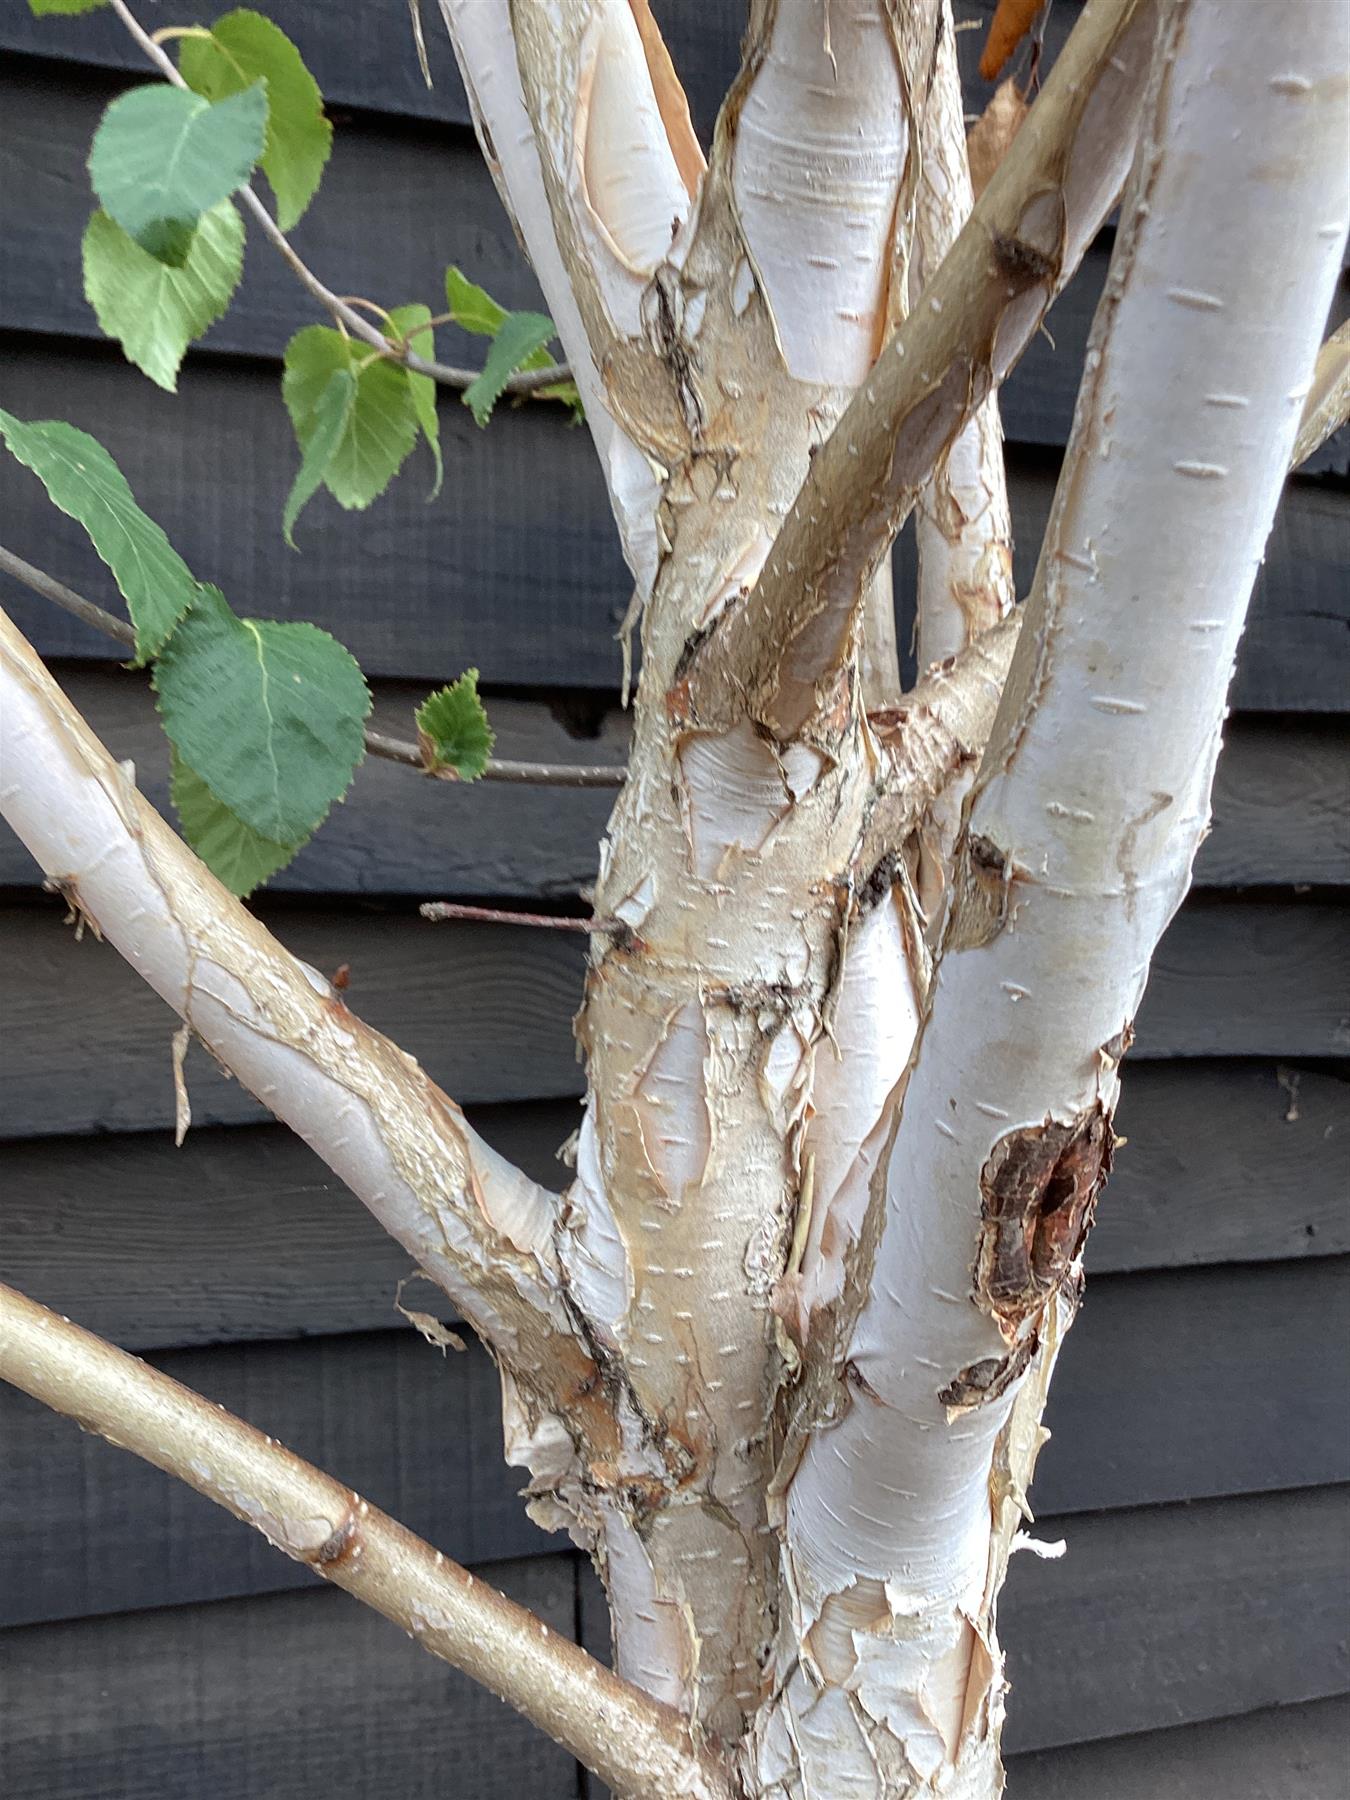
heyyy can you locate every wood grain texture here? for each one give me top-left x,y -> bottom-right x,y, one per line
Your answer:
1,674 -> 1342,896
2,1064 -> 1343,1353
1004,1697 -> 1350,1800
0,1560 -> 584,1800
579,1488 -> 1350,1753
3,893 -> 1344,1139
2,1261 -> 1344,1628
998,1487 -> 1350,1752
3,336 -> 1342,706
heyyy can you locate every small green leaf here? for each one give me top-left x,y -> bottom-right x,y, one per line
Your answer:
154,583 -> 370,844
83,200 -> 244,392
282,326 -> 418,512
282,366 -> 355,547
444,265 -> 511,339
179,10 -> 331,231
415,670 -> 494,779
463,311 -> 556,427
29,0 -> 106,14
0,411 -> 195,660
89,82 -> 266,266
170,749 -> 301,895
386,303 -> 442,500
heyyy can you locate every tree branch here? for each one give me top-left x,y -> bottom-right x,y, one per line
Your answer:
439,0 -> 691,599
0,545 -> 625,790
912,0 -> 1017,671
0,611 -> 620,1458
1291,320 -> 1350,469
677,0 -> 1160,739
0,1282 -> 734,1800
105,0 -> 569,399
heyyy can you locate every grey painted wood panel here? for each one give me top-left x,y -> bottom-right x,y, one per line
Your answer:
3,1262 -> 1344,1627
1,675 -> 1342,896
3,893 -> 1344,1139
0,1560 -> 583,1800
2,1064 -> 1343,1353
1004,1697 -> 1350,1800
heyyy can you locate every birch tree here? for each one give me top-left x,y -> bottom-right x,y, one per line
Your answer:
2,0 -> 1346,1794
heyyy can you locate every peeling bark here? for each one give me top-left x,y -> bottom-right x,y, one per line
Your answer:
756,5 -> 1348,1791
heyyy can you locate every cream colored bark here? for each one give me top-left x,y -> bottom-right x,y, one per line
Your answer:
756,5 -> 1348,1795
912,0 -> 1016,673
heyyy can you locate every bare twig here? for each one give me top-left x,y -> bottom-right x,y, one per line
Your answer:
0,1282 -> 734,1800
421,900 -> 618,931
104,0 -> 570,400
0,546 -> 626,789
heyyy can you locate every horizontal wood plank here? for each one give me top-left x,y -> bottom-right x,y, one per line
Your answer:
2,894 -> 1345,1140
4,337 -> 1343,707
1004,1696 -> 1350,1800
578,1488 -> 1350,1754
0,1558 -> 583,1800
1,673 -> 1343,896
998,1487 -> 1350,1753
2,1261 -> 1344,1627
2,1063 -> 1343,1352
4,58 -> 1347,465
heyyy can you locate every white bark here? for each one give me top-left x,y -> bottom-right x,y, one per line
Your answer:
0,613 -> 621,1463
757,5 -> 1348,1794
438,0 -> 699,598
912,0 -> 1016,673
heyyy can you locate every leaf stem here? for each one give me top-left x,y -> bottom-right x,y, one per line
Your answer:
104,0 -> 570,399
0,546 -> 626,789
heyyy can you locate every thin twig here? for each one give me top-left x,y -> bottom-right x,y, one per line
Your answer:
104,0 -> 570,399
421,901 -> 617,931
0,1283 -> 734,1800
0,546 -> 627,789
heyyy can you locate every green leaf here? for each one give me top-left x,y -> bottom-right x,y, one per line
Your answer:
82,200 -> 244,392
170,749 -> 301,895
153,583 -> 370,843
444,265 -> 511,339
282,326 -> 418,512
385,304 -> 442,500
463,311 -> 556,427
0,411 -> 195,660
88,82 -> 266,266
29,0 -> 106,14
282,366 -> 355,547
415,670 -> 494,779
179,10 -> 331,231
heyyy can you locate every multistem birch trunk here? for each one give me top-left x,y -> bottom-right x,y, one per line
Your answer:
1,1 -> 1345,1796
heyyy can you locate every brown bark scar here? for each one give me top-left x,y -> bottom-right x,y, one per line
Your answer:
975,1103 -> 1113,1339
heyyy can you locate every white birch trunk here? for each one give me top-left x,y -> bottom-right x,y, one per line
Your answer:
754,5 -> 1348,1793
